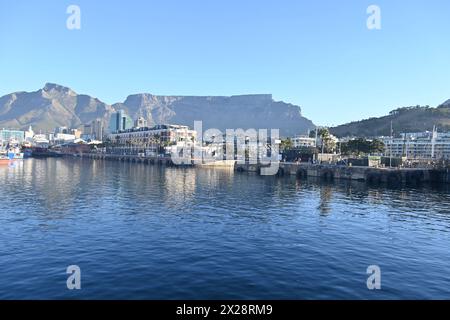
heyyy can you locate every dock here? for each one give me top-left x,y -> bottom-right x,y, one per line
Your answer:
77,153 -> 450,184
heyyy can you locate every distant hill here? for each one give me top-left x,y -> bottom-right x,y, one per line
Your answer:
330,103 -> 450,138
0,83 -> 315,136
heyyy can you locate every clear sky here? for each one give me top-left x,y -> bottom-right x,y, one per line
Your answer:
0,0 -> 449,126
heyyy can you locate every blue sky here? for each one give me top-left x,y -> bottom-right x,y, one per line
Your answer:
0,0 -> 449,126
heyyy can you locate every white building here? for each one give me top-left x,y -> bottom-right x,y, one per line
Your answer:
109,124 -> 196,145
53,133 -> 76,144
381,130 -> 450,160
291,135 -> 316,148
134,117 -> 148,129
108,124 -> 197,156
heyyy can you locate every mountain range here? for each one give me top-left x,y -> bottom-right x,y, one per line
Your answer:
330,101 -> 450,138
1,83 -> 449,138
0,83 -> 315,137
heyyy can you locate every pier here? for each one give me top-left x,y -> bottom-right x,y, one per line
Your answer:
79,153 -> 450,184
82,153 -> 174,166
237,162 -> 450,185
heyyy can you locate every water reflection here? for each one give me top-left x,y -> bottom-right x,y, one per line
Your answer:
2,158 -> 450,223
1,158 -> 450,299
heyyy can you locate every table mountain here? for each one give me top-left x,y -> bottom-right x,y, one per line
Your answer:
113,93 -> 315,136
0,84 -> 315,136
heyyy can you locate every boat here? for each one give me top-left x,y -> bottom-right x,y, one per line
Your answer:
10,151 -> 24,159
6,143 -> 24,160
0,157 -> 11,165
0,144 -> 10,164
7,146 -> 24,160
31,146 -> 63,158
23,148 -> 33,158
22,141 -> 33,158
0,152 -> 14,165
30,134 -> 62,157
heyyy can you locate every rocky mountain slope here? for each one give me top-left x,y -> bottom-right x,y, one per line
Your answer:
0,84 -> 315,136
330,103 -> 450,138
0,83 -> 114,131
113,93 -> 314,136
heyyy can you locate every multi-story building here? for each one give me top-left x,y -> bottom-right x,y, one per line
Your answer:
0,129 -> 25,143
291,135 -> 316,148
83,124 -> 92,137
381,130 -> 450,160
109,110 -> 133,133
55,126 -> 69,134
108,124 -> 197,156
71,129 -> 82,139
92,119 -> 104,141
134,117 -> 148,128
53,133 -> 76,144
83,119 -> 104,141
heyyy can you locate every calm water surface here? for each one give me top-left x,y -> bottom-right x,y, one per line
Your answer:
1,158 -> 450,299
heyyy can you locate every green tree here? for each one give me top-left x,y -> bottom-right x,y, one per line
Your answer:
341,138 -> 385,156
280,138 -> 293,151
369,139 -> 385,154
310,128 -> 336,153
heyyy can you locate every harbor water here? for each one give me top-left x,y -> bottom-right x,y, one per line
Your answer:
1,158 -> 450,299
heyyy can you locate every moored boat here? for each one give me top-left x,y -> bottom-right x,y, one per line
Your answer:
23,148 -> 33,158
7,149 -> 24,160
0,154 -> 13,165
31,146 -> 62,158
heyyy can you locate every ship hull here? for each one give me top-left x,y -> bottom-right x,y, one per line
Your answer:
0,158 -> 12,165
31,147 -> 62,158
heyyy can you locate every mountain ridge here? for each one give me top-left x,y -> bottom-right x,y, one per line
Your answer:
330,103 -> 450,138
0,84 -> 315,137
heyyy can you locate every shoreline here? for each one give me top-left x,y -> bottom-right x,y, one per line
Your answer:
64,153 -> 450,185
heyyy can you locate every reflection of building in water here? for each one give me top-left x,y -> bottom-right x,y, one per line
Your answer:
318,186 -> 333,215
0,159 -> 84,215
161,168 -> 197,206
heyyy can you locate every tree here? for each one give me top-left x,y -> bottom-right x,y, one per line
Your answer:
280,138 -> 293,151
369,139 -> 385,154
341,138 -> 385,156
310,128 -> 336,153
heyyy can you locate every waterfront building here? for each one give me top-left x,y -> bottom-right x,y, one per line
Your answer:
55,126 -> 69,134
381,130 -> 450,160
109,110 -> 133,133
0,129 -> 25,143
134,117 -> 148,128
83,123 -> 92,138
108,124 -> 197,156
71,129 -> 82,139
291,135 -> 316,148
82,119 -> 104,141
52,133 -> 76,144
92,119 -> 104,141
